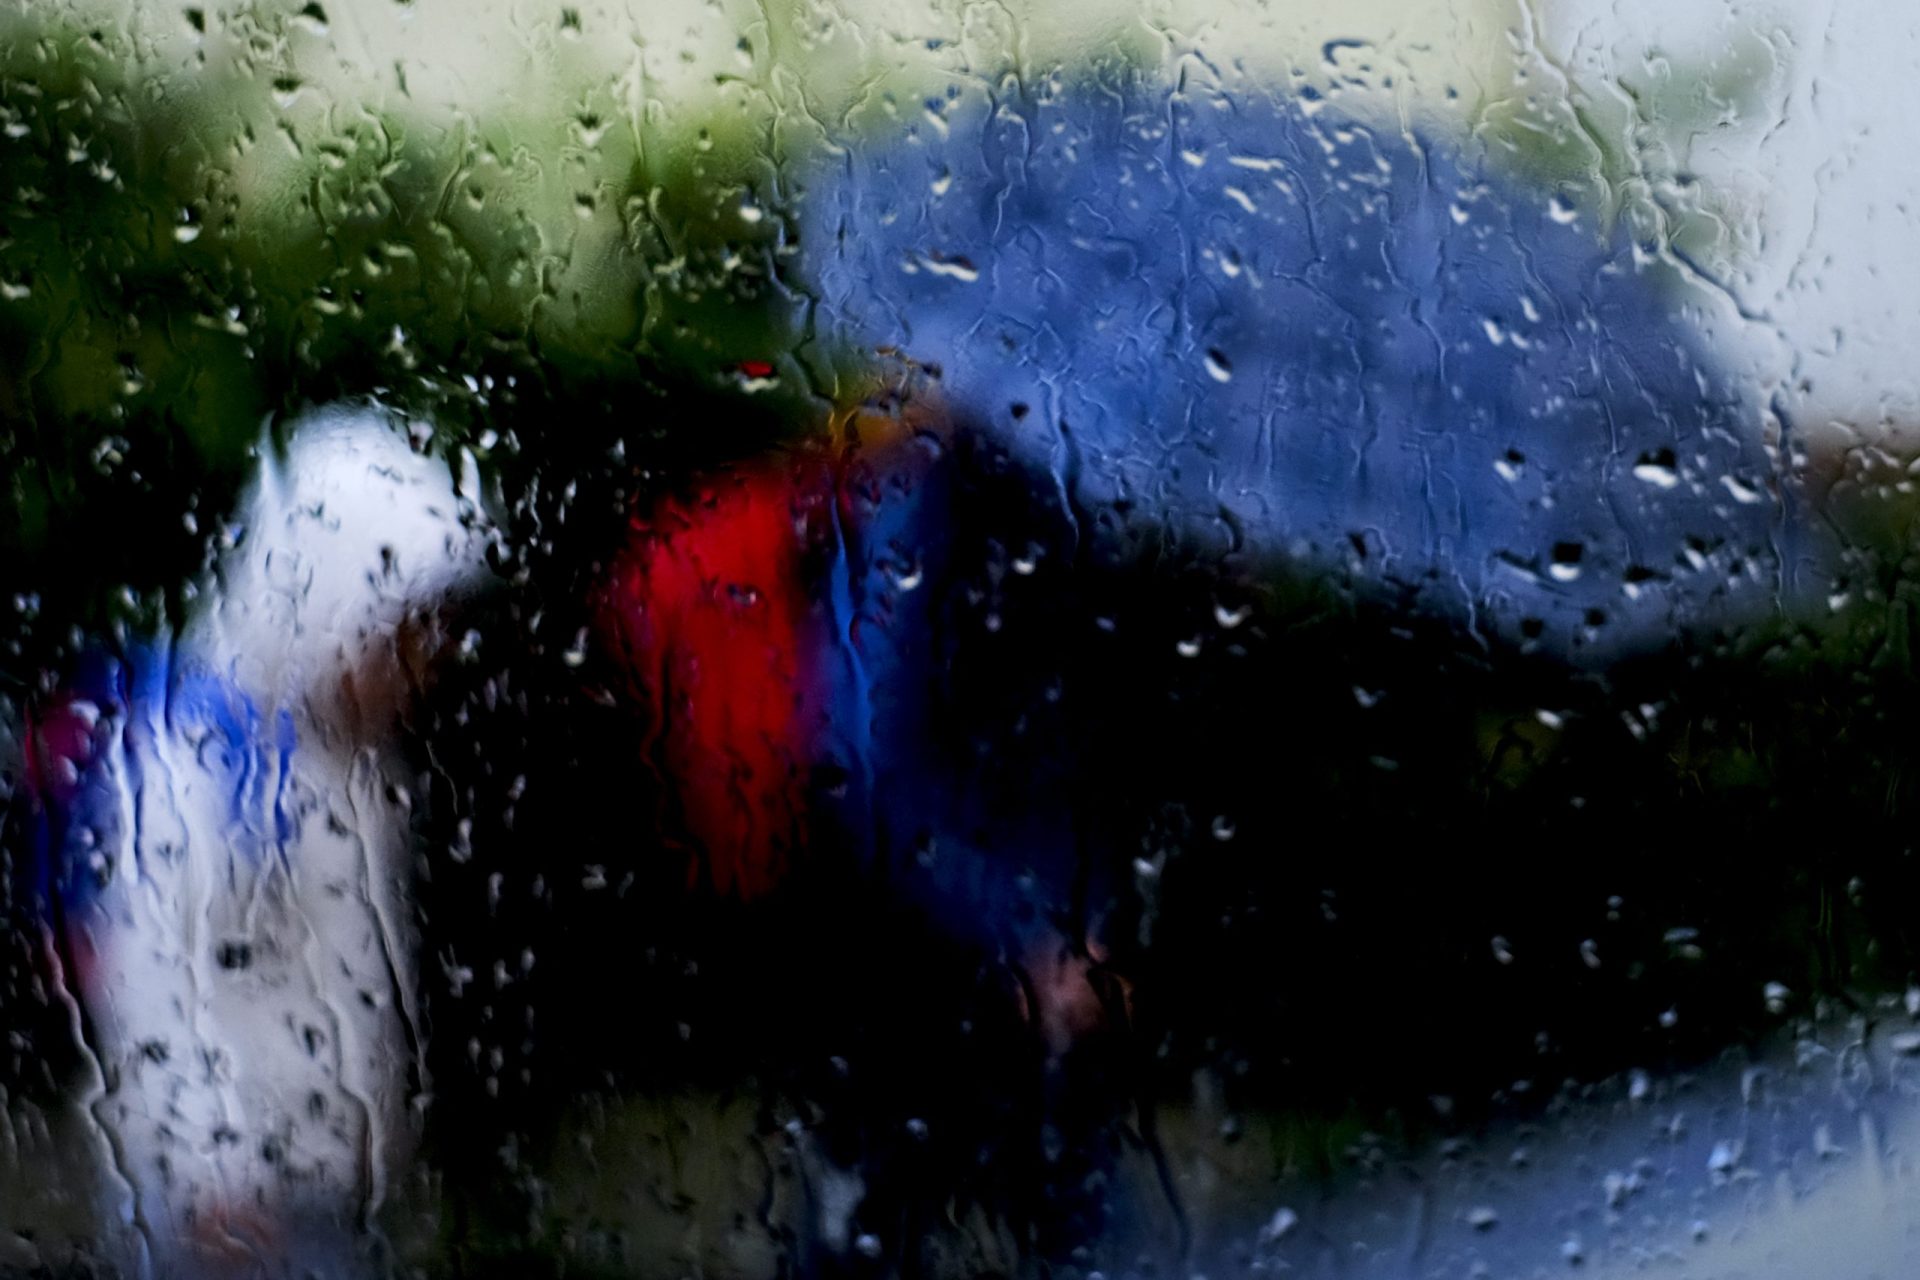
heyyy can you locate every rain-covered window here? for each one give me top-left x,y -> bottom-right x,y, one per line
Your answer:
2,1 -> 1918,1276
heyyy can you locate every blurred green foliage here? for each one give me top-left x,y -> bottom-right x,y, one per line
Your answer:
0,15 -> 828,648
1472,20 -> 1780,271
0,3 -> 1899,686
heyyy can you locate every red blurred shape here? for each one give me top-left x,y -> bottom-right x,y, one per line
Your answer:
601,462 -> 827,899
24,697 -> 104,810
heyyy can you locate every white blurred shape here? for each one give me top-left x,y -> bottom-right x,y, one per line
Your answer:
72,401 -> 488,1278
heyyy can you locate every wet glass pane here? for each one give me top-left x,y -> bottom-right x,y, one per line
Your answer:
2,1 -> 1919,1277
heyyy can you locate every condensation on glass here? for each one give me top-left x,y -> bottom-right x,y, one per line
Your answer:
1,1 -> 1917,1277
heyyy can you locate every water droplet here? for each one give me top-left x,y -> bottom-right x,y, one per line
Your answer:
1259,1207 -> 1298,1242
1633,449 -> 1679,489
918,253 -> 978,283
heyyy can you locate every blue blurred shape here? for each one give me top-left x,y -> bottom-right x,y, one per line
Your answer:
799,79 -> 1780,662
16,642 -> 294,914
